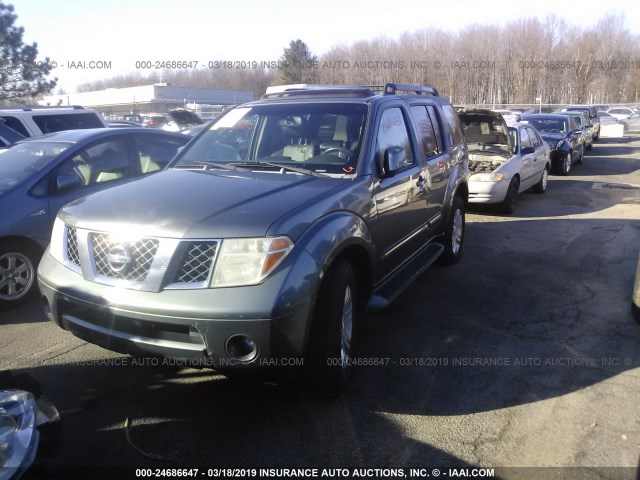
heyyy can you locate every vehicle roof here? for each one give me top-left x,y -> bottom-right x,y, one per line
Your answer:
17,127 -> 186,144
250,83 -> 443,106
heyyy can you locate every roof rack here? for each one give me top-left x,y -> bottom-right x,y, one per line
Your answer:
260,83 -> 439,99
383,83 -> 439,96
262,85 -> 374,99
0,105 -> 86,111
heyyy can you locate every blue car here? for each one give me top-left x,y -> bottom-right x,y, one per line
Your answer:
0,128 -> 189,309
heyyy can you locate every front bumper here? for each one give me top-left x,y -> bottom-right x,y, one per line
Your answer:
38,247 -> 318,369
468,179 -> 510,204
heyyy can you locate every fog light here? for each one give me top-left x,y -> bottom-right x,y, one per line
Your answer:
225,335 -> 258,362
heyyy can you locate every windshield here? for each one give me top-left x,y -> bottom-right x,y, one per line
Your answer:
174,103 -> 368,176
0,142 -> 70,194
523,117 -> 568,134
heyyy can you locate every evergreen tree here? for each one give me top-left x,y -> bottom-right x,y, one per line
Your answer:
0,2 -> 56,103
278,39 -> 318,84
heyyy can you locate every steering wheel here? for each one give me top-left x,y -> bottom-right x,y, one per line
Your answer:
323,147 -> 352,160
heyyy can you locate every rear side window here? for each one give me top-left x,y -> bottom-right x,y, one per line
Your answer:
32,113 -> 104,133
0,116 -> 30,137
410,106 -> 441,158
527,127 -> 542,148
441,104 -> 464,146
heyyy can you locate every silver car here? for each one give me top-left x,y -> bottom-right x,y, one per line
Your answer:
459,110 -> 551,213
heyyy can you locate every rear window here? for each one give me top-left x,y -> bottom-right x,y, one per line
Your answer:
32,113 -> 104,133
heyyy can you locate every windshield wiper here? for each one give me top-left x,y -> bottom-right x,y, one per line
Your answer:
227,161 -> 327,177
173,161 -> 241,171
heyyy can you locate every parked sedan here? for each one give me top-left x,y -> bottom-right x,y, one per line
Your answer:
459,109 -> 550,213
0,128 -> 189,309
564,110 -> 594,151
607,107 -> 638,122
520,114 -> 584,176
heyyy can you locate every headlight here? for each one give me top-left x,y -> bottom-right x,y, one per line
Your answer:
471,171 -> 507,182
211,236 -> 293,287
556,139 -> 565,149
49,217 -> 66,265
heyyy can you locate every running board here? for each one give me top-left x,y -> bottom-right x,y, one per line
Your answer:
366,243 -> 444,312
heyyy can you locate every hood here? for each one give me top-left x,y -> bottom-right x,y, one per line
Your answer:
457,109 -> 513,154
168,109 -> 203,127
60,169 -> 344,239
539,132 -> 566,149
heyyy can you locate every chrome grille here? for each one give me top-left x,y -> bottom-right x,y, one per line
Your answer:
174,242 -> 218,284
91,233 -> 159,282
66,227 -> 80,266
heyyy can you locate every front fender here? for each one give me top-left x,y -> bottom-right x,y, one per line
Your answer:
296,211 -> 376,279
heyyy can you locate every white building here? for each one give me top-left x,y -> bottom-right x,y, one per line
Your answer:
40,84 -> 254,118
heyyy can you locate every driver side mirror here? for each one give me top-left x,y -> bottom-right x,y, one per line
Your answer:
56,173 -> 82,193
383,146 -> 407,176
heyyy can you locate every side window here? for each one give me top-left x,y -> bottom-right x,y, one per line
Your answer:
527,128 -> 541,148
0,116 -> 30,137
133,135 -> 187,173
410,106 -> 440,158
32,113 -> 104,133
441,104 -> 464,146
375,107 -> 414,172
56,138 -> 130,191
426,106 -> 443,153
520,128 -> 532,149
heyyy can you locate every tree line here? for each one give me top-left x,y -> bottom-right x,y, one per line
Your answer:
77,14 -> 639,106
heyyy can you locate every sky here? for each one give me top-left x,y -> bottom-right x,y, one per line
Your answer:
10,0 -> 640,92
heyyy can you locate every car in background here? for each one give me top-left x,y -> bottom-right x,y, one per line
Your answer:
107,120 -> 143,128
0,128 -> 189,310
607,107 -> 638,122
598,111 -> 620,126
520,113 -> 584,175
564,110 -> 594,151
561,105 -> 600,141
459,109 -> 550,213
594,104 -> 610,112
492,109 -> 520,124
0,106 -> 108,138
142,115 -> 170,128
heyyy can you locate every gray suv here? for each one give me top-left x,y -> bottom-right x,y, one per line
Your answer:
38,83 -> 469,396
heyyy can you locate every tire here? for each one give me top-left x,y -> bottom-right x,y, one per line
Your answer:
304,259 -> 359,397
0,242 -> 40,310
532,167 -> 549,194
586,139 -> 593,151
560,153 -> 572,176
499,177 -> 520,214
436,195 -> 465,266
576,147 -> 584,165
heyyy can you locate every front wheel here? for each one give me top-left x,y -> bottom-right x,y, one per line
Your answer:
436,195 -> 465,266
499,177 -> 520,214
560,153 -> 572,176
0,242 -> 40,310
304,259 -> 359,397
